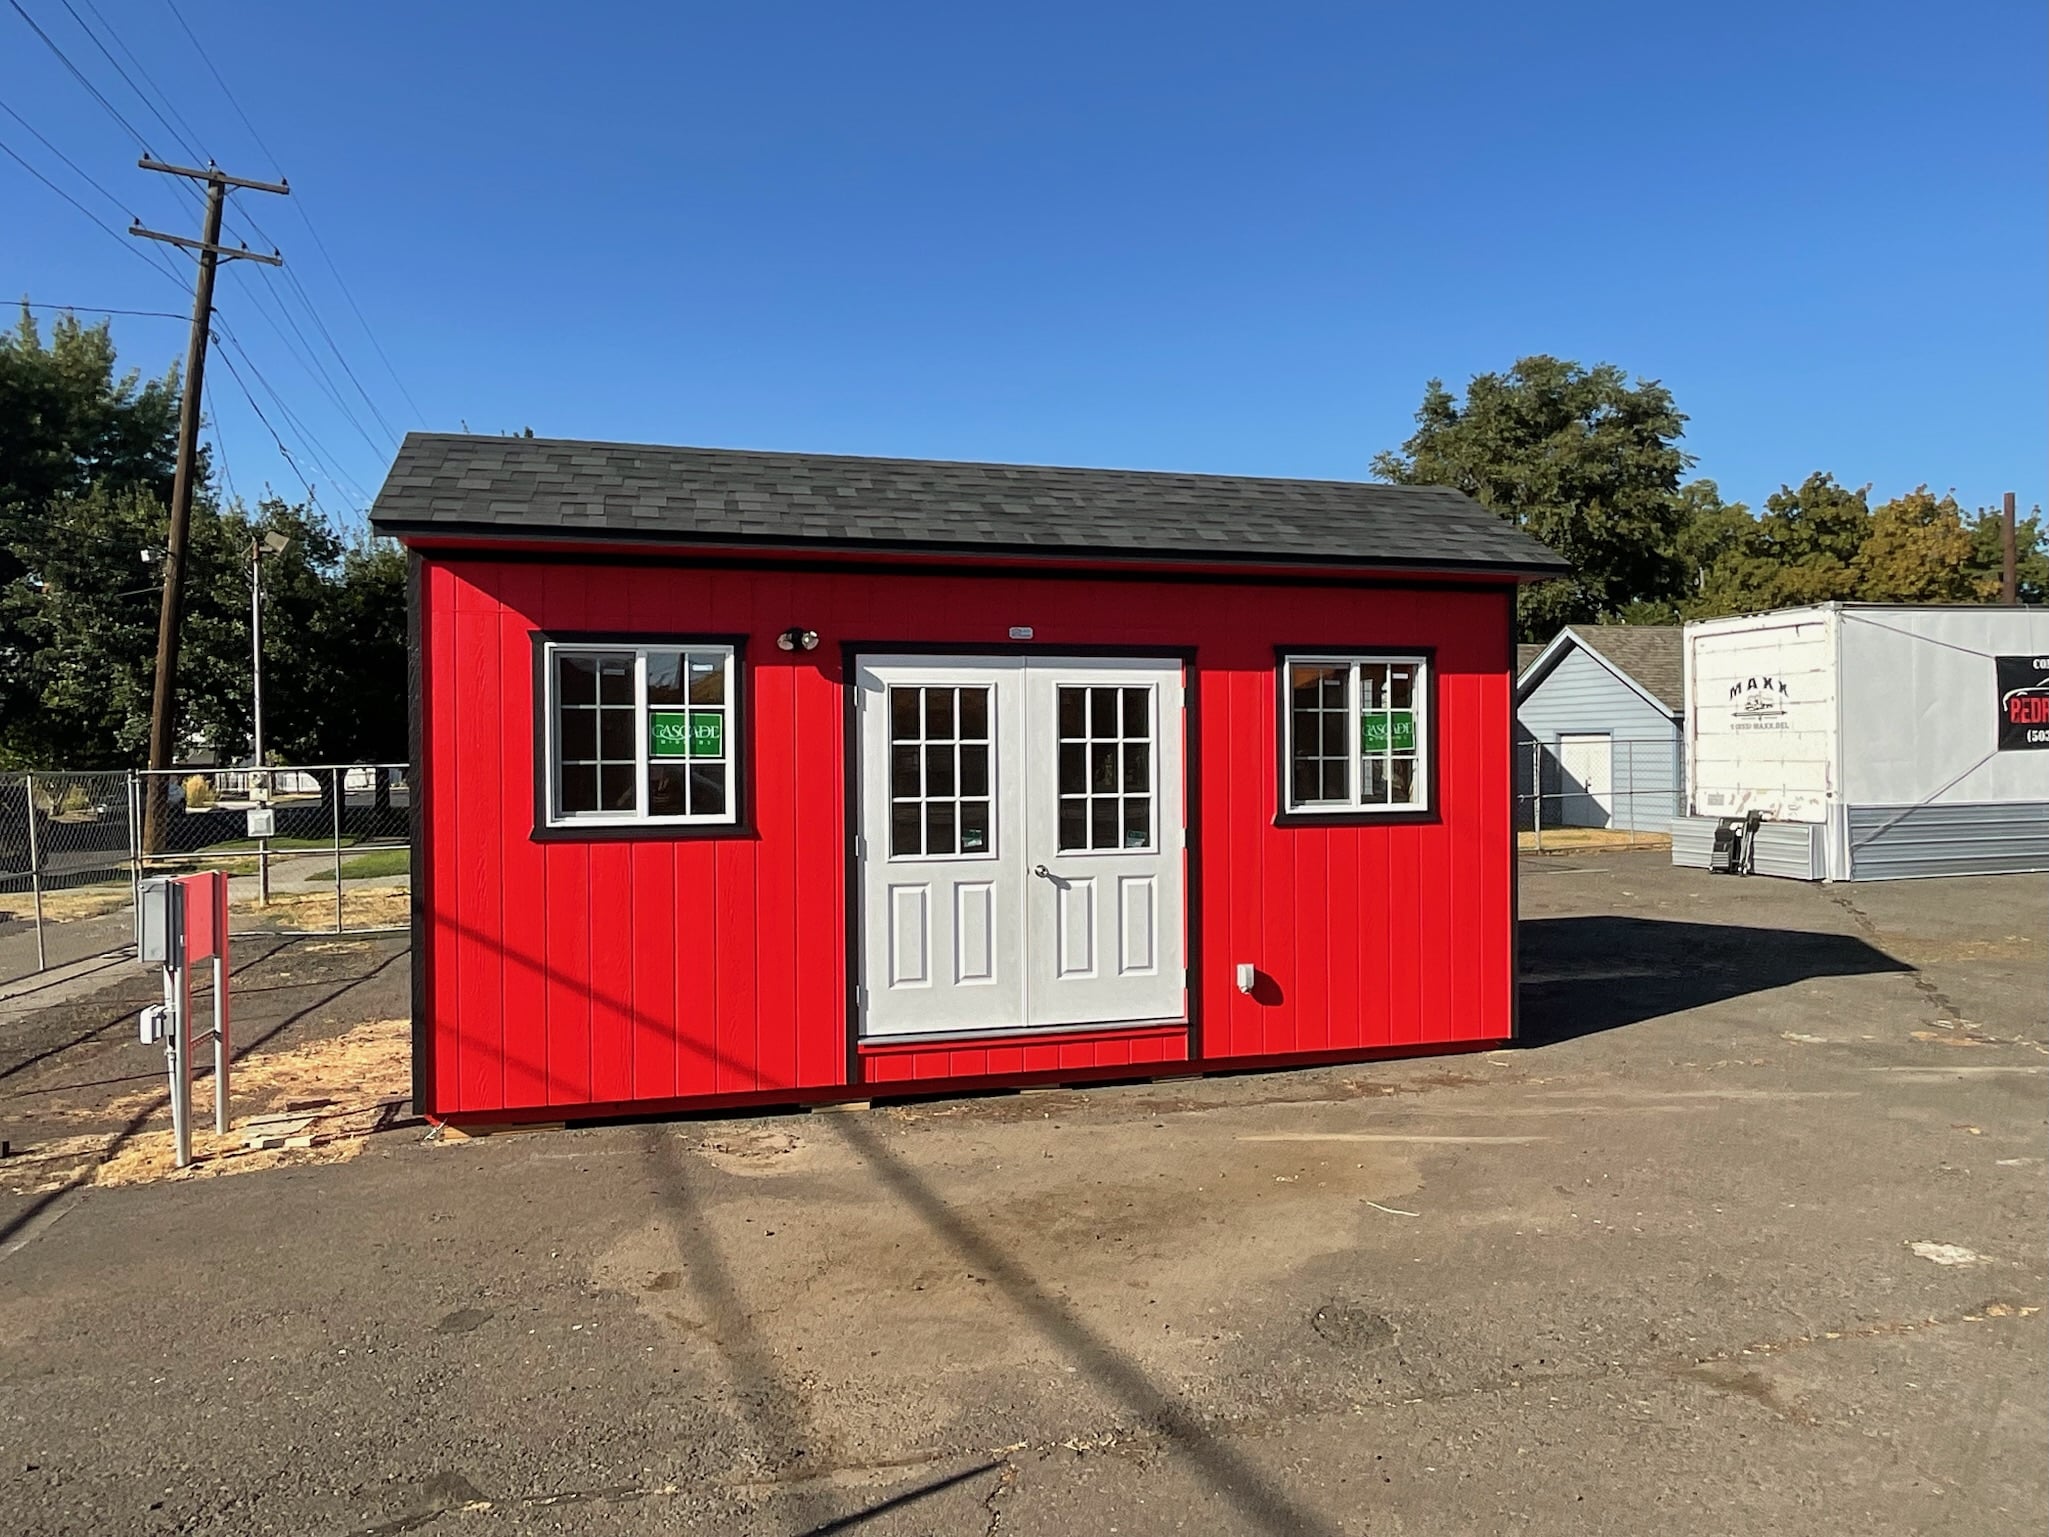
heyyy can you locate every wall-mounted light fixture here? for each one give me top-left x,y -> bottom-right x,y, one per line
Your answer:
777,627 -> 820,652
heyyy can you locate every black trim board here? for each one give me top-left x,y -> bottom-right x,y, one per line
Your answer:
527,630 -> 753,843
406,551 -> 431,1116
405,543 -> 1535,593
840,646 -> 1203,1082
1270,646 -> 1442,829
1506,589 -> 1521,1046
379,520 -> 1567,581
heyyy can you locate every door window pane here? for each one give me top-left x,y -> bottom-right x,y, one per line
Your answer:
1054,680 -> 1155,851
885,683 -> 996,860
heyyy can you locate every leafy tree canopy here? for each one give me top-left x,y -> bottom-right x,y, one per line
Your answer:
1378,356 -> 2045,640
1,304 -> 405,769
1373,355 -> 1695,639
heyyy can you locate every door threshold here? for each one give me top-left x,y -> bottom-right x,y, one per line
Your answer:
857,1019 -> 1188,1053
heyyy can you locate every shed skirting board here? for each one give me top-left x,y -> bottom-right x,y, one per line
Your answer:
424,1034 -> 1510,1128
1845,801 -> 2049,881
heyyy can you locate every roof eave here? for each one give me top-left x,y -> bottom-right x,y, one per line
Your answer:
370,519 -> 1570,583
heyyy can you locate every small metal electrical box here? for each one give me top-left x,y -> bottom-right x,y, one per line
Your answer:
136,876 -> 184,964
245,806 -> 276,839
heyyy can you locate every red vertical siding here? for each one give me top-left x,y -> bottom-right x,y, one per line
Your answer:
418,559 -> 1514,1116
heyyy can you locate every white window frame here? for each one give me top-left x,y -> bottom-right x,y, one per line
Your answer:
1279,652 -> 1431,816
542,641 -> 739,829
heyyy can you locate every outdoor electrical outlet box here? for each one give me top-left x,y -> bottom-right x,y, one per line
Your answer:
245,806 -> 276,839
139,1004 -> 168,1045
136,877 -> 183,965
1236,963 -> 1257,994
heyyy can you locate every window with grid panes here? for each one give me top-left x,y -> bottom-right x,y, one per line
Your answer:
887,684 -> 993,857
1056,684 -> 1154,851
545,642 -> 738,827
1281,654 -> 1428,814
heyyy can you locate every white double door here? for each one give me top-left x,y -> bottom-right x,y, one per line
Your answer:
857,655 -> 1185,1039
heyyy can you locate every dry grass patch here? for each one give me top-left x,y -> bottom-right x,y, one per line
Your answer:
0,883 -> 132,923
236,883 -> 409,930
1,1016 -> 414,1194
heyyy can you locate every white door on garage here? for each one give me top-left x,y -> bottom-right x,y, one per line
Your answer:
856,655 -> 1185,1039
1555,733 -> 1613,827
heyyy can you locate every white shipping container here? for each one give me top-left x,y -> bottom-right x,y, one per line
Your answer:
1680,604 -> 2049,880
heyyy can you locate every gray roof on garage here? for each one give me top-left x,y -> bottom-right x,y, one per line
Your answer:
1521,624 -> 1686,714
368,433 -> 1568,576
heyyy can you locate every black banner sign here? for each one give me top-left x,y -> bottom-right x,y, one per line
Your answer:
1997,655 -> 2049,751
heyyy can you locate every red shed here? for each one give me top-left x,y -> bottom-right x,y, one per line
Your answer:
370,435 -> 1566,1123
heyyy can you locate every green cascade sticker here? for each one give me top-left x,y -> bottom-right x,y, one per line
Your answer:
650,710 -> 690,758
1361,711 -> 1416,753
650,710 -> 723,758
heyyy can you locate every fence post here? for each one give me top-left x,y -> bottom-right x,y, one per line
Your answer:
127,770 -> 141,909
24,772 -> 46,973
333,766 -> 345,934
257,767 -> 272,907
1531,741 -> 1543,850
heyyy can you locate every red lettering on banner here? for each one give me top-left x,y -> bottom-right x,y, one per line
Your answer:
2012,696 -> 2049,725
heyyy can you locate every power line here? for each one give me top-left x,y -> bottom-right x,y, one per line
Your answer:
213,323 -> 374,508
0,94 -> 137,220
161,0 -> 423,426
224,264 -> 392,457
0,130 -> 186,289
52,0 -> 199,163
160,0 -> 278,171
210,339 -> 315,502
6,0 -> 153,153
75,0 -> 212,161
15,300 -> 189,319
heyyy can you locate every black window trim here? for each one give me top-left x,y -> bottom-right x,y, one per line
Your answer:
1272,645 -> 1441,828
529,629 -> 752,842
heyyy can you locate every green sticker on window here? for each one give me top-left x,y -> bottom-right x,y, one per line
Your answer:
689,711 -> 723,758
1362,711 -> 1416,753
650,710 -> 690,758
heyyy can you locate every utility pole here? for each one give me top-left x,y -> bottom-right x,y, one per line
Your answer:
131,158 -> 288,855
2001,491 -> 2019,606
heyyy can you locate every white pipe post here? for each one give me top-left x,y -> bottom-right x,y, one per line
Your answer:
252,540 -> 270,907
165,950 -> 191,1169
332,767 -> 344,933
24,772 -> 45,973
1531,741 -> 1543,850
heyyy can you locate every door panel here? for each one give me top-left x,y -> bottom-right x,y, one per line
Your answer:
859,659 -> 1026,1037
1556,733 -> 1613,828
1025,660 -> 1185,1026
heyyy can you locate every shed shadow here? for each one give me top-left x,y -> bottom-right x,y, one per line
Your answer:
1518,915 -> 1912,1047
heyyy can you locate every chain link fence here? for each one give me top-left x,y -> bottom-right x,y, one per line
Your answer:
1515,737 -> 1683,850
0,771 -> 139,977
1,763 -> 409,989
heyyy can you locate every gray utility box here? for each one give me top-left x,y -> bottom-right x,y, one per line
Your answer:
1674,603 -> 2049,881
136,875 -> 185,965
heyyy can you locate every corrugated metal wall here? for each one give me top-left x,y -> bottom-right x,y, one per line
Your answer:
1846,802 -> 2049,880
1669,815 -> 1823,879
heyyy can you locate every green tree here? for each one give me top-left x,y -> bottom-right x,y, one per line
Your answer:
1854,488 -> 1978,603
2,305 -> 408,769
1964,503 -> 2048,604
1373,356 -> 1694,640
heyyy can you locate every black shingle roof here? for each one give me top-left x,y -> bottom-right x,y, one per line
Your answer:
369,434 -> 1567,577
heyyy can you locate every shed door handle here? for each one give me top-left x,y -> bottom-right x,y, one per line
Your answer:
1033,864 -> 1051,878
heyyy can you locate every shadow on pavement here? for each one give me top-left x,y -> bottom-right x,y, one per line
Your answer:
1519,915 -> 1912,1047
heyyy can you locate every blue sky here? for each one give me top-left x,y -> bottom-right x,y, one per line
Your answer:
5,1 -> 2043,531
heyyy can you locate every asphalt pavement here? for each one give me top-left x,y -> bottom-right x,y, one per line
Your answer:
0,850 -> 2042,1537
